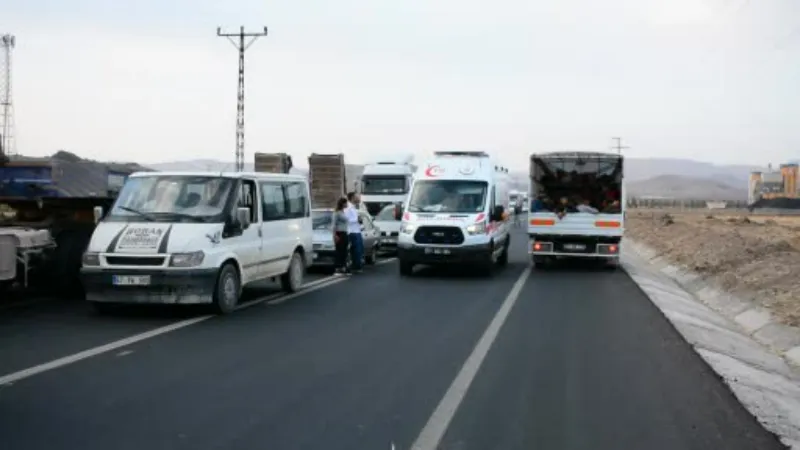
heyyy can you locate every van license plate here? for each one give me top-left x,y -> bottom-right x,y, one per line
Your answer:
563,243 -> 586,251
112,275 -> 151,286
425,247 -> 451,255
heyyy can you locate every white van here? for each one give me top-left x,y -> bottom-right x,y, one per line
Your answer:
80,172 -> 313,314
396,151 -> 512,276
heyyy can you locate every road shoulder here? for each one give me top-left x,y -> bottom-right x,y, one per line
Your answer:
624,239 -> 800,449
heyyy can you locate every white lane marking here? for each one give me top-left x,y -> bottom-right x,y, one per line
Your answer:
0,276 -> 346,386
0,315 -> 210,386
376,257 -> 397,266
116,350 -> 134,357
410,266 -> 532,450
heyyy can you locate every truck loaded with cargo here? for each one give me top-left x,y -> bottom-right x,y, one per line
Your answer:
527,151 -> 624,268
308,153 -> 347,209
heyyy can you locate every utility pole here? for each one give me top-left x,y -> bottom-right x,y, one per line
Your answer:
1,34 -> 16,163
611,137 -> 629,155
217,26 -> 268,172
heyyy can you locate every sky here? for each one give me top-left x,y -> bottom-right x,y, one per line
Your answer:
3,0 -> 800,168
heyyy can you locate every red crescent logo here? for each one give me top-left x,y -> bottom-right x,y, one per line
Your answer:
424,165 -> 442,177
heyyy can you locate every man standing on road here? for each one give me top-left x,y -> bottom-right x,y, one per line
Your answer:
345,192 -> 364,274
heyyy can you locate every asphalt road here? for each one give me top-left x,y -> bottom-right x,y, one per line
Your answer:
0,230 -> 787,450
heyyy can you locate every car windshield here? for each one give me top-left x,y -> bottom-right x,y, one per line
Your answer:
312,210 -> 333,230
107,175 -> 235,222
374,204 -> 399,221
406,180 -> 488,213
361,176 -> 407,195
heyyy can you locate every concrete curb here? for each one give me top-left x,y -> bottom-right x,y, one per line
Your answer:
622,239 -> 800,449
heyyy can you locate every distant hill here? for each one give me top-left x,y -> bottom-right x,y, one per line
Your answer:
626,175 -> 747,201
146,156 -> 761,200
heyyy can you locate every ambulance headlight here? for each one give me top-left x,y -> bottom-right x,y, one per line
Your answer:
400,222 -> 416,234
466,222 -> 487,235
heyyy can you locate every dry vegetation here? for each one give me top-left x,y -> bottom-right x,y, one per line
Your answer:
627,210 -> 800,326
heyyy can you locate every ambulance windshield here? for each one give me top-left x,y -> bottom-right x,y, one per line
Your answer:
406,180 -> 488,214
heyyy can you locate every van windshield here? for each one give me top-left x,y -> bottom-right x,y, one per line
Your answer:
107,175 -> 235,223
406,180 -> 488,213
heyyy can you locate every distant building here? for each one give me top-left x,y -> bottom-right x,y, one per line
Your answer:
748,162 -> 800,204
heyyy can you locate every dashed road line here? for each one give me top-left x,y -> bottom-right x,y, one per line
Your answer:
410,266 -> 532,450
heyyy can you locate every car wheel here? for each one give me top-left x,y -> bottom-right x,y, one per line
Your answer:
281,251 -> 304,293
365,244 -> 377,265
213,263 -> 240,314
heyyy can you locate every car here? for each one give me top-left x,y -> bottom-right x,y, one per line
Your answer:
372,203 -> 402,254
310,208 -> 381,271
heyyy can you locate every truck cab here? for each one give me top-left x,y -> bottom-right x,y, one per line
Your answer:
359,158 -> 415,217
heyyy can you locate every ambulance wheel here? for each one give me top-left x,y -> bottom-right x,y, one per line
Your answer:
281,251 -> 304,293
213,263 -> 240,314
497,237 -> 510,267
399,259 -> 414,276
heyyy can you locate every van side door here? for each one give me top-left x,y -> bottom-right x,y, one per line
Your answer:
259,181 -> 291,277
284,180 -> 312,266
231,179 -> 263,284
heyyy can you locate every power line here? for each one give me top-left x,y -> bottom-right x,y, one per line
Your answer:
611,137 -> 629,155
217,26 -> 268,172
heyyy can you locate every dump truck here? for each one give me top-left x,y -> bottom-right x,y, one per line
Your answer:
308,153 -> 347,209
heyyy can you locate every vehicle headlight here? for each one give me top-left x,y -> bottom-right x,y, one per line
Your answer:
170,251 -> 205,267
466,222 -> 487,235
82,252 -> 100,266
400,222 -> 416,234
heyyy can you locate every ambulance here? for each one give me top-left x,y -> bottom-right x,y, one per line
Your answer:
395,151 -> 511,276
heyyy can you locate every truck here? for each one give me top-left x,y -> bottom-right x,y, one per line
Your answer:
0,160 -> 126,297
527,151 -> 624,268
396,151 -> 512,276
359,156 -> 415,217
308,153 -> 347,209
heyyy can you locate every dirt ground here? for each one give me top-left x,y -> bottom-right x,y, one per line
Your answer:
627,210 -> 800,326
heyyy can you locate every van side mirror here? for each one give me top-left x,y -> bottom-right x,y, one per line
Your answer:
492,205 -> 504,222
394,204 -> 404,221
236,207 -> 251,229
93,206 -> 104,224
